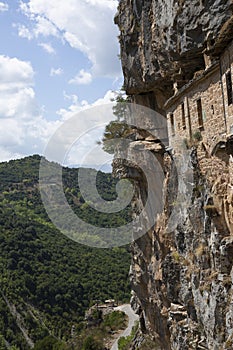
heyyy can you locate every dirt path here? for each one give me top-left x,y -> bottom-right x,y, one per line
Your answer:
110,304 -> 139,350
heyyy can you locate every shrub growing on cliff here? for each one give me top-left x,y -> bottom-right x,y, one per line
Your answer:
102,120 -> 130,154
100,92 -> 130,154
193,130 -> 202,141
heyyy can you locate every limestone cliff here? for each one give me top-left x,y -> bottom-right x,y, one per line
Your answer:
115,0 -> 233,99
114,1 -> 233,349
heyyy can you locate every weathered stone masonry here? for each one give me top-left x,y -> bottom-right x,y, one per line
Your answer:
166,40 -> 233,151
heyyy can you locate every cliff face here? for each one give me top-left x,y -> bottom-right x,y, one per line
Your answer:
115,0 -> 233,97
115,1 -> 233,349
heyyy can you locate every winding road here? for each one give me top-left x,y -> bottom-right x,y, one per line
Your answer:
110,304 -> 139,350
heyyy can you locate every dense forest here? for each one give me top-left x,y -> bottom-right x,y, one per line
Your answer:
0,155 -> 131,349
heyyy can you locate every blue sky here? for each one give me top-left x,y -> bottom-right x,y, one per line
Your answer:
0,0 -> 122,164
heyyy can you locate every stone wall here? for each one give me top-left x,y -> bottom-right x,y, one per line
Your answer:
166,39 -> 233,151
166,64 -> 225,149
221,40 -> 233,135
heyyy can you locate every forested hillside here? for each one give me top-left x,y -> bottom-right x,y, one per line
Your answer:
0,155 -> 131,349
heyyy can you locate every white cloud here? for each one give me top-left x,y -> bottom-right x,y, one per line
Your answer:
55,90 -> 116,167
0,55 -> 61,162
0,2 -> 8,12
18,0 -> 121,78
0,56 -> 36,122
57,89 -> 116,121
0,55 -> 116,165
34,16 -> 59,37
17,15 -> 58,41
0,55 -> 34,86
50,67 -> 63,76
69,69 -> 92,85
39,42 -> 56,54
0,148 -> 23,162
17,24 -> 33,40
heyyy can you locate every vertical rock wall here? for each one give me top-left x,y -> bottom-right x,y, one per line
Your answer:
115,1 -> 233,349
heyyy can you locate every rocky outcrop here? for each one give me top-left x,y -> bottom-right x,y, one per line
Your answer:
115,0 -> 233,99
113,127 -> 233,349
114,1 -> 233,349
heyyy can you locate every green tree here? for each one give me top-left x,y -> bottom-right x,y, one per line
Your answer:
103,311 -> 126,331
102,121 -> 130,154
81,335 -> 102,350
0,335 -> 6,350
34,335 -> 64,350
101,91 -> 130,154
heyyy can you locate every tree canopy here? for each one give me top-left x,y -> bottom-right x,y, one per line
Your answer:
0,155 -> 131,349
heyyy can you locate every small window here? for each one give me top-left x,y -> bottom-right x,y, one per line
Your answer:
170,113 -> 175,135
226,71 -> 233,106
197,99 -> 204,128
211,104 -> 214,114
181,102 -> 186,129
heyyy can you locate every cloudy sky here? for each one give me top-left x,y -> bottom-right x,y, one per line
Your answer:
0,0 -> 122,164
